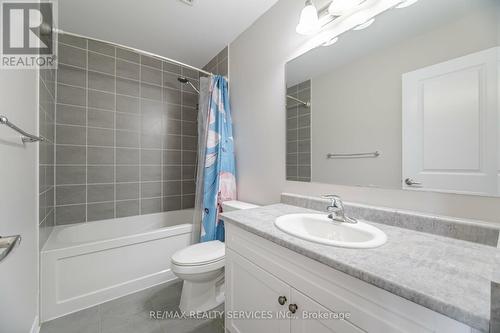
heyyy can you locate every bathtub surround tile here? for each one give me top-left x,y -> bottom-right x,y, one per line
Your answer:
163,196 -> 182,211
88,146 -> 115,165
56,185 -> 86,205
281,193 -> 500,246
116,183 -> 140,200
59,33 -> 87,49
88,71 -> 115,92
116,95 -> 140,114
116,48 -> 140,63
39,69 -> 55,248
88,39 -> 115,57
116,59 -> 140,80
88,184 -> 115,203
88,108 -> 114,128
53,34 -> 202,224
141,55 -> 162,69
87,202 -> 115,221
57,84 -> 86,106
58,44 -> 87,68
56,145 -> 86,165
88,51 -> 115,75
56,166 -> 86,185
141,198 -> 162,214
57,64 -> 87,87
56,104 -> 86,126
88,89 -> 115,110
87,165 -> 115,184
56,204 -> 86,225
116,200 -> 140,217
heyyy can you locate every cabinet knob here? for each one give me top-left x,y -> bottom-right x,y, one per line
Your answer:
288,303 -> 298,314
278,296 -> 287,305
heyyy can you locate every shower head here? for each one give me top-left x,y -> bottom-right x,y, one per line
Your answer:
177,76 -> 200,94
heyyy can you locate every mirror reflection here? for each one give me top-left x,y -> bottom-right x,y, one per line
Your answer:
286,0 -> 500,196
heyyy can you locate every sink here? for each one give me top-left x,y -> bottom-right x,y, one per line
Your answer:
274,214 -> 387,249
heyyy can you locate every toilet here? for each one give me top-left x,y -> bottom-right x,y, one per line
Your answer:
171,200 -> 259,313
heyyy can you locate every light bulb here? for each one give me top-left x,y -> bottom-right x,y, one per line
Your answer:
328,0 -> 363,16
296,0 -> 321,35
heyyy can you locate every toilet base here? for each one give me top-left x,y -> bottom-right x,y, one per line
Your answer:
179,274 -> 225,313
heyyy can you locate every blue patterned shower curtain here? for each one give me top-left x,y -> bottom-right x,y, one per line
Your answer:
199,75 -> 236,242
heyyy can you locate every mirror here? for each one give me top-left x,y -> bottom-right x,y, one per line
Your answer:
285,0 -> 500,196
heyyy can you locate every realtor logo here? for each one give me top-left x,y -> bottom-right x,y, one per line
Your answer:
1,1 -> 57,69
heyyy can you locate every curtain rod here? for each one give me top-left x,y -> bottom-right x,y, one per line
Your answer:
55,29 -> 214,77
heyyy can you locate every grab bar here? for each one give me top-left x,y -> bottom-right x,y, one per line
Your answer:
286,95 -> 311,108
0,115 -> 45,143
327,151 -> 380,159
0,235 -> 21,263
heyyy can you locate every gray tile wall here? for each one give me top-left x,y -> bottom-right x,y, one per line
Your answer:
286,80 -> 311,182
202,46 -> 228,77
54,33 -> 200,225
39,68 -> 56,247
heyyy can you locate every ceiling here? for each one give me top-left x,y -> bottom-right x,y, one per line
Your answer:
58,0 -> 279,68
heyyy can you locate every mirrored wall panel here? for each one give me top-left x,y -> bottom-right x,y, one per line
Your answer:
286,0 -> 500,196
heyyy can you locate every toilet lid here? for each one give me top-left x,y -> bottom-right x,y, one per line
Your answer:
171,240 -> 225,266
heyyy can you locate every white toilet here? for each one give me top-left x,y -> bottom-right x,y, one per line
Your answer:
171,200 -> 259,313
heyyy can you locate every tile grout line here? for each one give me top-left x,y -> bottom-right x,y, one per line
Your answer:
114,45 -> 117,219
139,55 -> 142,215
85,38 -> 89,223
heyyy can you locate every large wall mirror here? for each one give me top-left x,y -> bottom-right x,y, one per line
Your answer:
285,0 -> 500,196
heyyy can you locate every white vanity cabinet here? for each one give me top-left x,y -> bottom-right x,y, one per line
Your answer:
225,224 -> 477,333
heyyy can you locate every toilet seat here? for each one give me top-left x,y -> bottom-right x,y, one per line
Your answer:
171,240 -> 225,267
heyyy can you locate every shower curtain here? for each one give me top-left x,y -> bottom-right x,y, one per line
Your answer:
192,75 -> 236,243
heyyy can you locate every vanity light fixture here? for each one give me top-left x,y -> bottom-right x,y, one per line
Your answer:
296,0 -> 321,35
353,17 -> 375,30
396,0 -> 419,9
328,0 -> 364,16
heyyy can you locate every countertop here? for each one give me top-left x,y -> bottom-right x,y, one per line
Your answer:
221,204 -> 498,332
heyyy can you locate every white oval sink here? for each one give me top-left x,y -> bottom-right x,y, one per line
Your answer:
274,214 -> 387,249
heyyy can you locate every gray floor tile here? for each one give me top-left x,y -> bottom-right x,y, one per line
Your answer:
40,281 -> 225,333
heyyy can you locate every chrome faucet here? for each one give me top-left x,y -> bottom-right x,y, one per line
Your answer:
321,195 -> 357,224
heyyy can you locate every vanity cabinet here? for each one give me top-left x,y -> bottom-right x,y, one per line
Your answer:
225,224 -> 477,333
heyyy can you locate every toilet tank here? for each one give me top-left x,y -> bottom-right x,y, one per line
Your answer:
222,200 -> 259,212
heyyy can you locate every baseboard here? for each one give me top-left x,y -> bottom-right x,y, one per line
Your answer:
30,316 -> 40,333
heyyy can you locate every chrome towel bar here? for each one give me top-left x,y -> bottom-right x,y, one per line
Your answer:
286,95 -> 311,108
0,115 -> 45,143
327,151 -> 380,159
0,235 -> 21,263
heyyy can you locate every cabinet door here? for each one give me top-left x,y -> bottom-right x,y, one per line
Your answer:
226,249 -> 291,333
290,289 -> 365,333
402,47 -> 498,195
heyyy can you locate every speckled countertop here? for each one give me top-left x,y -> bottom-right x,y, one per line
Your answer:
221,204 -> 498,332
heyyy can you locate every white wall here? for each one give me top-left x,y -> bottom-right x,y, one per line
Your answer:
229,0 -> 500,223
0,70 -> 39,332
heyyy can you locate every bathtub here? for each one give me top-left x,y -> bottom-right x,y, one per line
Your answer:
41,209 -> 193,322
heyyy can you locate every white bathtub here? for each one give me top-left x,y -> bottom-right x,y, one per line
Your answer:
41,210 -> 193,322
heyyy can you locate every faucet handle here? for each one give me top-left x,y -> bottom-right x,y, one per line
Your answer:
321,194 -> 341,205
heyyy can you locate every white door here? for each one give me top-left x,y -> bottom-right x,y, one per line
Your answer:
290,289 -> 364,333
225,249 -> 291,333
0,70 -> 39,332
402,47 -> 498,196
